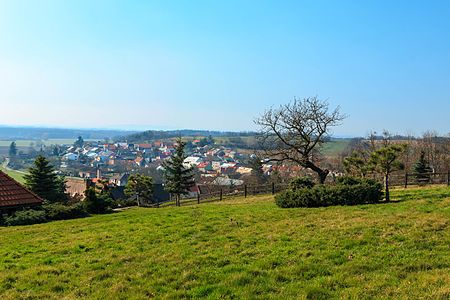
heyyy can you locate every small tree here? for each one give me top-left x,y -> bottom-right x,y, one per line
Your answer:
84,187 -> 110,214
24,155 -> 67,203
162,138 -> 195,206
369,145 -> 405,202
124,174 -> 154,206
74,136 -> 84,148
255,97 -> 346,183
413,151 -> 433,182
343,150 -> 372,177
248,155 -> 266,184
9,141 -> 17,157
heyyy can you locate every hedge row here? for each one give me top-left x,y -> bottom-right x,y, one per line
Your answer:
1,203 -> 89,226
275,177 -> 383,208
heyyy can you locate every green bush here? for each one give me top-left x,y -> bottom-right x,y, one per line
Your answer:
84,188 -> 112,214
43,203 -> 89,221
336,175 -> 379,187
4,209 -> 47,226
276,177 -> 383,208
289,176 -> 315,190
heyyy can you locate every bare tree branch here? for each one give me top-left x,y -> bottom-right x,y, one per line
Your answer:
255,96 -> 346,183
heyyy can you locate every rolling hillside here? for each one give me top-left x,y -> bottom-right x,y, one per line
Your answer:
1,186 -> 449,299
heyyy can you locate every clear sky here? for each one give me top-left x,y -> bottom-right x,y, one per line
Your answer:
0,0 -> 449,136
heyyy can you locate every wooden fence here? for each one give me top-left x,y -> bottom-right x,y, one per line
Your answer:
376,172 -> 450,188
156,182 -> 288,207
153,172 -> 450,208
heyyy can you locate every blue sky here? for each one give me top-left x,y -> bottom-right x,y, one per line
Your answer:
0,0 -> 449,136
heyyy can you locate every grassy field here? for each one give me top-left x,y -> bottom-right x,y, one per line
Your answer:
1,186 -> 449,299
0,139 -> 101,147
0,166 -> 26,183
321,139 -> 350,156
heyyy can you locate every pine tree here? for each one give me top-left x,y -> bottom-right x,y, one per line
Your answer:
84,187 -> 110,214
369,144 -> 405,202
413,151 -> 432,182
162,138 -> 195,206
74,136 -> 84,148
248,155 -> 266,184
24,155 -> 66,203
9,141 -> 17,157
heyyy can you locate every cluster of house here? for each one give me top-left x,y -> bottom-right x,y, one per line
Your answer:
59,140 -> 264,183
61,140 -> 174,169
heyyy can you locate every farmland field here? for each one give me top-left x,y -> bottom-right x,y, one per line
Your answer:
0,139 -> 100,147
1,186 -> 449,299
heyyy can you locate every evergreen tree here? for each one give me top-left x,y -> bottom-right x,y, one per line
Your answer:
369,144 -> 405,202
9,141 -> 17,157
125,174 -> 154,206
248,156 -> 266,184
52,145 -> 60,156
413,151 -> 432,182
74,136 -> 84,148
24,155 -> 66,203
162,138 -> 195,206
84,187 -> 110,214
343,150 -> 372,177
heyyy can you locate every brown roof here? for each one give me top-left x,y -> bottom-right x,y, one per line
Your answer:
0,171 -> 43,208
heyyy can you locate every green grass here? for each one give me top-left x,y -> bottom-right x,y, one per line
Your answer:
0,166 -> 25,183
322,139 -> 351,156
1,187 -> 449,299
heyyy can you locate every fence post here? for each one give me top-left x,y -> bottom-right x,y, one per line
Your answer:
220,189 -> 223,201
447,171 -> 450,186
197,192 -> 200,204
244,185 -> 247,198
404,173 -> 408,189
272,182 -> 275,194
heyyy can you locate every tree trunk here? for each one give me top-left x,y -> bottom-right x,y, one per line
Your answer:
304,161 -> 329,184
385,174 -> 390,202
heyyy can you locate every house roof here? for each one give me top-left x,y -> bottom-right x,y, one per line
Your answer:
0,171 -> 43,208
138,143 -> 152,149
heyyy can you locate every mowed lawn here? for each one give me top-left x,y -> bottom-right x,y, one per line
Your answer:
1,187 -> 449,299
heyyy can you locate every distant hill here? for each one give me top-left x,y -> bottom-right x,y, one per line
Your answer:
0,126 -> 137,140
119,129 -> 257,143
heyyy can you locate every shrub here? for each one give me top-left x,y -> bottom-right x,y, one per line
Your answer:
336,175 -> 379,187
289,176 -> 315,190
4,209 -> 47,226
111,197 -> 137,209
43,203 -> 89,221
276,179 -> 383,208
84,188 -> 112,214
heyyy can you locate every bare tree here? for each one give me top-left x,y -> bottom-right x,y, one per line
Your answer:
255,97 -> 346,183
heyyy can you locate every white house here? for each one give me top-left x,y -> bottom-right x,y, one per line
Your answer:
63,153 -> 78,161
183,156 -> 202,168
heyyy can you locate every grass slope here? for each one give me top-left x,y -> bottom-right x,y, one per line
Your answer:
1,187 -> 449,299
0,166 -> 25,184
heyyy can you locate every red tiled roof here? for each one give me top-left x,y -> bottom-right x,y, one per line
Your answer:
138,143 -> 152,149
0,171 -> 43,208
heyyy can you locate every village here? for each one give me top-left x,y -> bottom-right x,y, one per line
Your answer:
10,137 -> 299,200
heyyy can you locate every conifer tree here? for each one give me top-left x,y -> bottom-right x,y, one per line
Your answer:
369,144 -> 405,202
248,155 -> 266,184
413,151 -> 432,182
162,138 -> 195,206
24,155 -> 67,203
74,136 -> 84,148
9,141 -> 17,157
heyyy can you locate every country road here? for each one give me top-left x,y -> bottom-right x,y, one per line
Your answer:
1,157 -> 28,175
